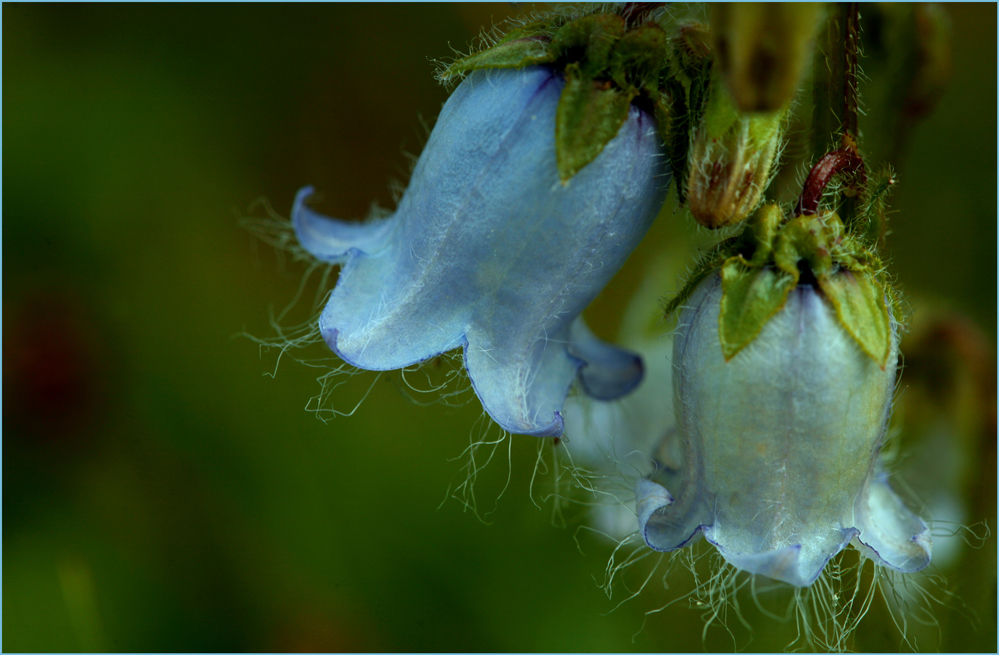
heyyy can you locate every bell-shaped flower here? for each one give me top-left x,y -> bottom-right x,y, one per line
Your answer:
637,274 -> 931,587
294,66 -> 670,436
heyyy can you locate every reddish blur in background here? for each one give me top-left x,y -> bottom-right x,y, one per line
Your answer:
4,4 -> 996,652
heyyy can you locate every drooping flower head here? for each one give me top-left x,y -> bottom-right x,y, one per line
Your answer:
638,205 -> 931,586
294,8 -> 681,436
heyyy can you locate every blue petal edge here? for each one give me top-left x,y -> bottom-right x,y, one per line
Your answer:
637,476 -> 853,587
854,476 -> 932,573
706,530 -> 857,588
636,478 -> 705,552
292,186 -> 394,263
568,319 -> 645,401
638,471 -> 932,586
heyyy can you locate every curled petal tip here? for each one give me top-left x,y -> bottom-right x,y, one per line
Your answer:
539,410 -> 566,438
636,479 -> 705,552
855,477 -> 932,574
293,185 -> 393,263
570,319 -> 645,401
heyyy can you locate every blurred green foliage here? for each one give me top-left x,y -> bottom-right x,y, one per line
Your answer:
4,4 -> 996,652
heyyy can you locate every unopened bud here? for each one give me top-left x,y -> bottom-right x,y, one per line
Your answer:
686,69 -> 786,229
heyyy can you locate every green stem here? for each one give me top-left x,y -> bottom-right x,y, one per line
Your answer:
810,3 -> 865,225
842,2 -> 860,139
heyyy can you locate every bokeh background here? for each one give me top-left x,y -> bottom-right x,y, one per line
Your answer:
4,3 -> 996,652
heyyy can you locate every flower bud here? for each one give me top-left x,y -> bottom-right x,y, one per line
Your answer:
685,69 -> 786,229
637,274 -> 930,587
294,67 -> 671,437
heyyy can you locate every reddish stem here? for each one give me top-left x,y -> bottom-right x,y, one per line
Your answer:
795,141 -> 866,216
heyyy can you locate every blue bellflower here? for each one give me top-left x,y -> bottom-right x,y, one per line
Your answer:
294,66 -> 670,436
637,275 -> 931,587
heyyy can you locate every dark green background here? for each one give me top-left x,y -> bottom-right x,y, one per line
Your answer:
4,4 -> 996,652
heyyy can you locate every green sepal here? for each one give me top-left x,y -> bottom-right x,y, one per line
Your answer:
649,86 -> 670,143
661,20 -> 712,182
444,10 -> 679,182
667,20 -> 712,85
662,242 -> 733,318
659,77 -> 691,203
719,256 -> 798,360
773,214 -> 837,279
668,205 -> 900,365
550,14 -> 625,78
608,23 -> 669,94
555,62 -> 635,182
818,269 -> 893,368
772,212 -> 895,366
662,206 -> 787,324
662,41 -> 712,207
442,21 -> 556,79
746,204 -> 783,266
830,231 -> 880,274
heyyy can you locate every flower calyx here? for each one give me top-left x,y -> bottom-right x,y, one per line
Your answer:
440,8 -> 672,182
666,203 -> 900,368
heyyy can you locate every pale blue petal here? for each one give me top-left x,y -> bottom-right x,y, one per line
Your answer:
292,187 -> 394,263
295,66 -> 670,435
637,475 -> 855,587
637,275 -> 925,587
636,478 -> 706,551
854,475 -> 932,573
568,319 -> 644,400
463,321 -> 577,437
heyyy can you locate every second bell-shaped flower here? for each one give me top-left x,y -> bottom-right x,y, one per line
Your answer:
294,66 -> 670,436
636,274 -> 931,587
